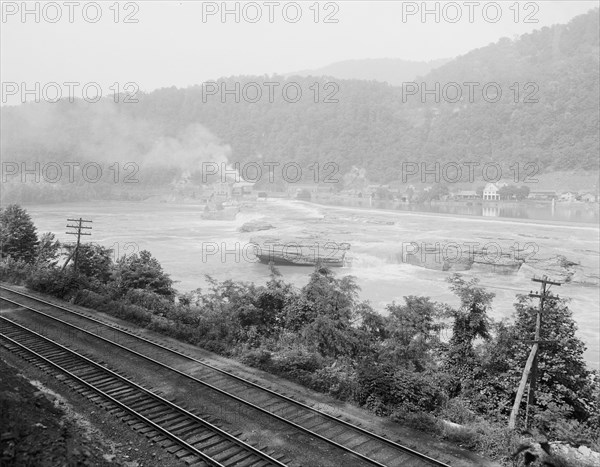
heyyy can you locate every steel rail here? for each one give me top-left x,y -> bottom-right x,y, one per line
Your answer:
0,315 -> 286,467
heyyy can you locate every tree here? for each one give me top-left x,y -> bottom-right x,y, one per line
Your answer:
246,269 -> 297,337
356,302 -> 389,343
302,315 -> 361,358
383,296 -> 443,371
113,250 -> 175,299
0,204 -> 39,263
516,185 -> 530,200
36,232 -> 61,266
498,184 -> 530,200
498,185 -> 516,200
471,294 -> 599,437
443,274 -> 495,387
64,243 -> 113,282
507,295 -> 597,425
283,266 -> 359,331
279,266 -> 364,359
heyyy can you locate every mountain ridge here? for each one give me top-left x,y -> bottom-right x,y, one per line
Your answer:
286,57 -> 452,86
1,9 -> 598,199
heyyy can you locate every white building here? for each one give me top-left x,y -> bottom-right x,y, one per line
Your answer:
482,183 -> 501,201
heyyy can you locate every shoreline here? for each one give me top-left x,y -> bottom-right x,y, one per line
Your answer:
12,197 -> 598,230
301,199 -> 600,230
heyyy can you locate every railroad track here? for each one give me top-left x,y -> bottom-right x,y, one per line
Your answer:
0,315 -> 287,467
0,285 -> 451,467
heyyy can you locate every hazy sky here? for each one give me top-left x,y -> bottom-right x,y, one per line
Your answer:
1,1 -> 597,95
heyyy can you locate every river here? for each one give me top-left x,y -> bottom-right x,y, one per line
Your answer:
23,199 -> 600,369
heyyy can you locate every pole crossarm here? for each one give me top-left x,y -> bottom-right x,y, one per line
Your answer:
531,277 -> 562,286
62,217 -> 93,273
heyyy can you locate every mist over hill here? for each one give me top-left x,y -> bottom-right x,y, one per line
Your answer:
1,9 -> 598,201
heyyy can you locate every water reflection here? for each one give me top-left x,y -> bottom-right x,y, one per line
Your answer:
316,198 -> 599,224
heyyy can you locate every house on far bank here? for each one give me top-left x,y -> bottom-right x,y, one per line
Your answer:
231,181 -> 255,197
528,190 -> 557,200
482,182 -> 507,201
581,192 -> 598,203
559,191 -> 577,202
453,190 -> 478,200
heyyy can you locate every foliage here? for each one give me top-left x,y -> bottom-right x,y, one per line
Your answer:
283,267 -> 359,329
64,243 -> 113,282
443,274 -> 494,381
382,296 -> 443,371
355,361 -> 446,415
0,257 -> 32,284
25,267 -> 89,299
505,295 -> 597,426
113,250 -> 175,299
498,185 -> 531,201
0,204 -> 39,263
35,232 -> 61,266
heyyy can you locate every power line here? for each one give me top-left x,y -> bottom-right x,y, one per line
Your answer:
508,275 -> 561,430
62,217 -> 92,273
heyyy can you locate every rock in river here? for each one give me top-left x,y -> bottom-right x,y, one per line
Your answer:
239,220 -> 275,233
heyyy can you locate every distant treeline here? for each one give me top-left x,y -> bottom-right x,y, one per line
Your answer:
1,9 -> 598,202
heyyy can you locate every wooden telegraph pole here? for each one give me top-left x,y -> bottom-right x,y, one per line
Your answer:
63,218 -> 92,273
508,275 -> 561,429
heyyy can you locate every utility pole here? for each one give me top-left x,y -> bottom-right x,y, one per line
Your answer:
63,218 -> 92,273
509,275 -> 561,429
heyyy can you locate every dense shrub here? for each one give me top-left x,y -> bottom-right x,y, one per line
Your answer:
113,250 -> 176,299
271,345 -> 323,376
123,288 -> 174,315
311,363 -> 357,400
240,348 -> 273,368
74,289 -> 112,309
0,258 -> 32,284
25,267 -> 88,299
113,301 -> 152,326
357,362 -> 446,415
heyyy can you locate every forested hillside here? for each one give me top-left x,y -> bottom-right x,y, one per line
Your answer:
1,9 -> 598,195
287,57 -> 451,85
